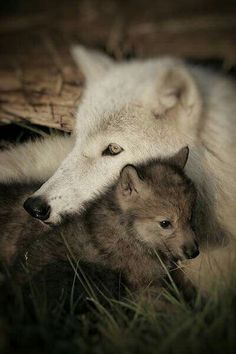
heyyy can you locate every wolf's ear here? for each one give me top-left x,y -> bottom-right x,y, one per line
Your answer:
71,45 -> 115,84
154,64 -> 202,118
167,147 -> 189,169
119,165 -> 143,197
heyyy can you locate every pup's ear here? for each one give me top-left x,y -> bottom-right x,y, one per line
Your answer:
154,64 -> 202,118
119,165 -> 143,197
167,146 -> 189,169
71,45 -> 115,84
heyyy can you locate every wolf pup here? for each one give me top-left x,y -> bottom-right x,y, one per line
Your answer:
11,147 -> 198,297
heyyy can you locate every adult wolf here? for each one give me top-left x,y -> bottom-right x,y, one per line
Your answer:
0,46 -> 235,293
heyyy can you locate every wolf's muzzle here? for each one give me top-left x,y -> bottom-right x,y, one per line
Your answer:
23,196 -> 51,221
183,241 -> 199,259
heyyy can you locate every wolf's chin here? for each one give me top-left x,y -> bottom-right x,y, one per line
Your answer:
41,213 -> 63,226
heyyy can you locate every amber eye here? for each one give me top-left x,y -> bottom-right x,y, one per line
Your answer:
160,220 -> 172,229
102,143 -> 123,156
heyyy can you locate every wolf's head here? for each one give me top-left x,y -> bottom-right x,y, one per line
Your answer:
116,147 -> 199,262
24,46 -> 203,224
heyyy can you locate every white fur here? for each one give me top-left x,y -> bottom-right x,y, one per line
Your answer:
0,135 -> 74,183
0,46 -> 235,293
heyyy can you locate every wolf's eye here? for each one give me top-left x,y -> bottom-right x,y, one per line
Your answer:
160,220 -> 172,229
102,143 -> 123,156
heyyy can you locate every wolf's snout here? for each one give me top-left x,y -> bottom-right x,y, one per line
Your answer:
23,196 -> 51,221
183,241 -> 199,260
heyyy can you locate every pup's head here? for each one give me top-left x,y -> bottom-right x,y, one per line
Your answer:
116,147 -> 199,262
23,46 -> 202,225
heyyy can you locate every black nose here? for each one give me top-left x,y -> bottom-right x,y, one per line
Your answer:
23,197 -> 51,221
183,242 -> 199,259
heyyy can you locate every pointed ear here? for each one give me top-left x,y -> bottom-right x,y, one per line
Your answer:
71,45 -> 115,84
119,165 -> 143,197
168,147 -> 189,169
154,64 -> 202,117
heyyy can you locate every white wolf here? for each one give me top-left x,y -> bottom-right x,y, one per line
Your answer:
0,46 -> 235,293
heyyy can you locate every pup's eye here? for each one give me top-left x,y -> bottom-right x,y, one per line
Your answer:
159,220 -> 172,229
102,143 -> 123,156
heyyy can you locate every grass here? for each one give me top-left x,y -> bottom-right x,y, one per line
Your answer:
1,258 -> 236,354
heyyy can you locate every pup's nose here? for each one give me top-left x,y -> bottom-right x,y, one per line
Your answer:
183,242 -> 199,259
23,196 -> 51,221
